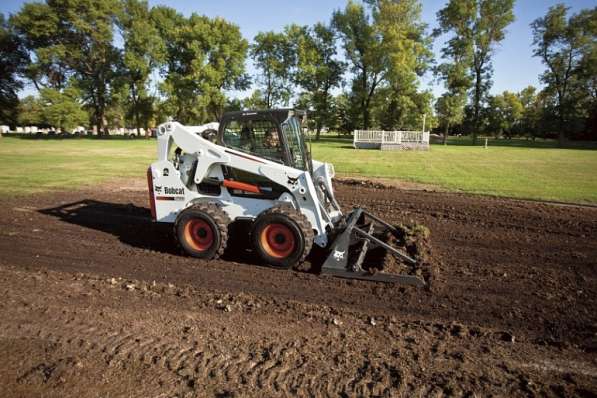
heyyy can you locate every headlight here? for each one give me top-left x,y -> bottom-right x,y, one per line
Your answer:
327,163 -> 335,178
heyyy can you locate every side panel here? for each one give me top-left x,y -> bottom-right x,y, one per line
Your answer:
149,160 -> 191,223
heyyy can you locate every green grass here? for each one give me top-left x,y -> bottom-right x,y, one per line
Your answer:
0,136 -> 155,195
311,136 -> 597,204
1,135 -> 596,204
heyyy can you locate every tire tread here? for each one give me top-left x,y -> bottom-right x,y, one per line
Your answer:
257,203 -> 314,263
174,202 -> 230,259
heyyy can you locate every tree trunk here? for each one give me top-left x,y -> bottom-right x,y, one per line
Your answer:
134,104 -> 140,137
472,68 -> 482,145
95,84 -> 107,136
362,68 -> 369,130
317,90 -> 328,141
94,112 -> 102,136
364,91 -> 373,130
132,84 -> 141,137
557,92 -> 566,147
97,106 -> 105,136
558,121 -> 566,146
443,123 -> 449,145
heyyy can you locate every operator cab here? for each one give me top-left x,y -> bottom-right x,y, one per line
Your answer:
218,109 -> 311,172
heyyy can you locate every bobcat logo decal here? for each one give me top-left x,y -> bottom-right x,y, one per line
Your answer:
333,250 -> 345,261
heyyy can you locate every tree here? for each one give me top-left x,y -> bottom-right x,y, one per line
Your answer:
0,14 -> 27,126
436,93 -> 466,144
531,5 -> 596,143
435,1 -> 474,145
288,23 -> 345,139
374,87 -> 434,131
12,0 -> 123,135
332,92 -> 359,134
153,7 -> 249,123
118,0 -> 165,135
104,86 -> 127,132
574,10 -> 597,140
333,0 -> 431,131
40,87 -> 88,132
371,0 -> 433,131
9,3 -> 69,90
17,96 -> 44,126
486,91 -> 523,138
332,1 -> 385,130
517,86 -> 542,138
436,0 -> 515,143
250,31 -> 295,108
242,90 -> 268,110
224,97 -> 242,113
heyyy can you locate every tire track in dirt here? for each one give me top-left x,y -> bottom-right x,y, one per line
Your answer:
1,263 -> 596,397
3,308 -> 410,396
340,193 -> 596,238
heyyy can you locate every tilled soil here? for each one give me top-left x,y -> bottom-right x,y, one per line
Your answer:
0,181 -> 596,397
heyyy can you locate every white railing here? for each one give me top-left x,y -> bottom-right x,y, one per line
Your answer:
354,130 -> 430,146
2,125 -> 149,135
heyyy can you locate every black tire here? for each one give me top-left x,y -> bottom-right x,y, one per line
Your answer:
252,204 -> 314,268
175,203 -> 230,260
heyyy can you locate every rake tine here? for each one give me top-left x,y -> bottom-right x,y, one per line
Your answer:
353,227 -> 417,265
360,209 -> 401,235
353,223 -> 375,272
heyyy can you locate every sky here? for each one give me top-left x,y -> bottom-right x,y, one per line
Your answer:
2,0 -> 595,99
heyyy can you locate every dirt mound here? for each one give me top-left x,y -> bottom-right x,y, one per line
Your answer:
335,177 -> 390,190
369,222 -> 436,287
335,176 -> 441,192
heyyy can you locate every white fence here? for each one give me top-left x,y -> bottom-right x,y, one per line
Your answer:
353,130 -> 430,150
1,126 -> 149,136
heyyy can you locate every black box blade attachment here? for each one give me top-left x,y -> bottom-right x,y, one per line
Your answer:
321,208 -> 425,287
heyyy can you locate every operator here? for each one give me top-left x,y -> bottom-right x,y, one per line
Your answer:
263,129 -> 280,149
239,123 -> 254,151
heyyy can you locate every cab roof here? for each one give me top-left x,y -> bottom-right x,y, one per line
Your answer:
221,109 -> 307,125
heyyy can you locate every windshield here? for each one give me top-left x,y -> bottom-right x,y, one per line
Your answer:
221,118 -> 285,164
281,116 -> 309,171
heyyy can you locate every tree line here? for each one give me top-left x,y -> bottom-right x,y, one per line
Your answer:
0,0 -> 595,143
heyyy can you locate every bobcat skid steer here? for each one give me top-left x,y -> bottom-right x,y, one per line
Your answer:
147,109 -> 424,286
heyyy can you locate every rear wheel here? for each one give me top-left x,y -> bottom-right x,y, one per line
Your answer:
175,203 -> 230,259
252,204 -> 313,268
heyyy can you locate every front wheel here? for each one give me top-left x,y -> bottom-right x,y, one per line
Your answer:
252,205 -> 313,268
175,203 -> 229,260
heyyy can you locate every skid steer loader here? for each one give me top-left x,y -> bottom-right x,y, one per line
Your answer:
147,109 -> 424,286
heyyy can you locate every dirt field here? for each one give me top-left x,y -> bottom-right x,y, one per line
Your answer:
0,180 -> 596,397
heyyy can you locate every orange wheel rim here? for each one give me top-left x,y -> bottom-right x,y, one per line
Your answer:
260,223 -> 295,259
184,219 -> 214,252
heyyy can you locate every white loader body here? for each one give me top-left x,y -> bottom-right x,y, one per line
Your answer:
146,110 -> 424,286
148,120 -> 341,248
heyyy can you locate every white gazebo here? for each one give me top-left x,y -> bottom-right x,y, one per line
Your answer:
353,130 -> 430,151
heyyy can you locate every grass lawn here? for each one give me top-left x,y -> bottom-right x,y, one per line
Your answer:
0,135 -> 596,204
0,136 -> 155,195
313,136 -> 597,204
